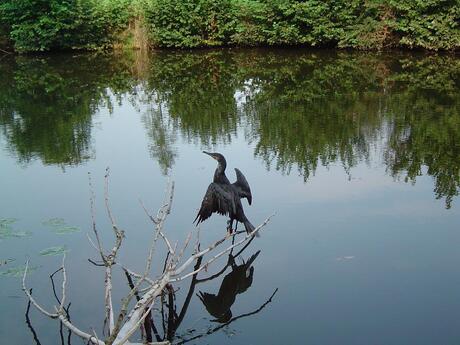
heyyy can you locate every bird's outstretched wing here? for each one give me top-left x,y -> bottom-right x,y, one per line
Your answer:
194,183 -> 236,225
233,168 -> 252,205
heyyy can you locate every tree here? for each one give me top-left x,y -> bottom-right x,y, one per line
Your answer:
22,171 -> 272,344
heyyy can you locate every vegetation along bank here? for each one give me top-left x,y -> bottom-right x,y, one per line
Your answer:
1,0 -> 459,53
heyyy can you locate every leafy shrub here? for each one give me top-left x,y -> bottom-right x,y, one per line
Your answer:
143,0 -> 460,50
0,0 -> 132,52
143,0 -> 237,47
1,0 -> 459,51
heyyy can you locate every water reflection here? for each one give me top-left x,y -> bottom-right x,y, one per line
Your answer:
142,104 -> 178,175
197,250 -> 259,323
0,50 -> 459,207
23,234 -> 274,345
0,53 -> 137,165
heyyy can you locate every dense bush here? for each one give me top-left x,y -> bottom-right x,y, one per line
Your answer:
1,0 -> 459,52
0,0 -> 132,52
142,0 -> 238,47
143,0 -> 460,50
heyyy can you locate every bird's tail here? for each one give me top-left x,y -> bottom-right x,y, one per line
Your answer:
245,250 -> 261,267
243,219 -> 260,238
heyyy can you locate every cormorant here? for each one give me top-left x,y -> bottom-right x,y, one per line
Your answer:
194,151 -> 257,236
197,250 -> 260,323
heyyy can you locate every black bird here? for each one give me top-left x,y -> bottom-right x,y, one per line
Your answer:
194,151 -> 257,236
197,250 -> 260,323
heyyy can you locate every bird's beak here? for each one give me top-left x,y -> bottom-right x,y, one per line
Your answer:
203,151 -> 216,160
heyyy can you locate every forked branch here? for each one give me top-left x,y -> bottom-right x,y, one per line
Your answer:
22,178 -> 272,345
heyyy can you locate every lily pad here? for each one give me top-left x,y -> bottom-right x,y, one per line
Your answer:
42,218 -> 66,227
0,259 -> 15,267
0,218 -> 18,228
42,218 -> 80,235
10,230 -> 32,238
0,265 -> 38,278
0,228 -> 31,240
0,228 -> 12,239
39,246 -> 68,256
52,226 -> 80,235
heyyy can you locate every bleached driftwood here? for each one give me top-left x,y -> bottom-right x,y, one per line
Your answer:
22,172 -> 272,345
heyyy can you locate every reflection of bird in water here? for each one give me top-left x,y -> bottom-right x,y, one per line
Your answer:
197,251 -> 260,323
194,151 -> 257,236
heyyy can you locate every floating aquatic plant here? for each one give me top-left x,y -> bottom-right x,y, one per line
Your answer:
0,227 -> 31,241
39,246 -> 68,256
0,218 -> 18,228
0,259 -> 15,267
52,226 -> 80,235
42,218 -> 66,227
0,265 -> 38,278
42,218 -> 80,235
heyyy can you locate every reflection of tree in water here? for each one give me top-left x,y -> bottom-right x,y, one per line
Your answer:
384,57 -> 460,208
145,51 -> 240,147
0,54 -> 137,166
247,97 -> 383,181
25,233 -> 277,345
1,49 -> 459,207
236,52 -> 391,181
142,98 -> 178,175
145,50 -> 460,207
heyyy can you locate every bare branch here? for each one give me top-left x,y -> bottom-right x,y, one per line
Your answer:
22,260 -> 58,319
110,182 -> 175,342
114,273 -> 171,344
175,230 -> 193,265
105,266 -> 115,335
21,176 -> 273,345
104,167 -> 122,237
159,231 -> 174,255
88,172 -> 105,261
56,312 -> 105,345
173,215 -> 273,279
59,254 -> 67,312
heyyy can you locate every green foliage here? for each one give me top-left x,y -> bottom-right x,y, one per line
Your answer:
143,0 -> 237,47
0,218 -> 31,240
0,23 -> 11,50
1,0 -> 458,51
142,0 -> 460,50
42,218 -> 80,234
0,0 -> 132,52
388,0 -> 460,50
0,265 -> 38,278
39,246 -> 68,256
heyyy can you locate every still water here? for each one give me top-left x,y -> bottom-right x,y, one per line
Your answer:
0,49 -> 459,345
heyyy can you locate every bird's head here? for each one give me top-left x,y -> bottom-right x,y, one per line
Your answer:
203,151 -> 226,164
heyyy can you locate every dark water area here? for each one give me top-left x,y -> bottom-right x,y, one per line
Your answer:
0,48 -> 459,345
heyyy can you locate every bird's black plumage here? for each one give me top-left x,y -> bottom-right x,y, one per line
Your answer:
194,151 -> 257,236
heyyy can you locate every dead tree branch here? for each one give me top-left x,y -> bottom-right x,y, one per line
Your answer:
22,177 -> 272,345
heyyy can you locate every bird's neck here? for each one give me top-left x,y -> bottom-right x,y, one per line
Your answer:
213,162 -> 229,184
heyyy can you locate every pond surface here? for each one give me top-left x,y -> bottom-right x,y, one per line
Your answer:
0,48 -> 459,345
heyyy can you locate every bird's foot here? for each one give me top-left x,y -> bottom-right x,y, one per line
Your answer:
226,220 -> 234,236
226,225 -> 235,237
